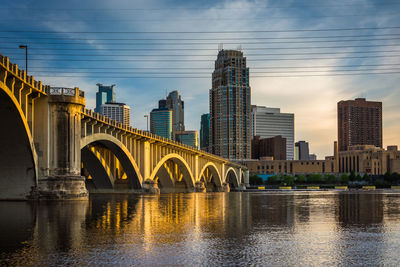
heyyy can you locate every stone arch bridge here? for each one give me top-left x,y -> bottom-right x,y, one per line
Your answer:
0,54 -> 248,200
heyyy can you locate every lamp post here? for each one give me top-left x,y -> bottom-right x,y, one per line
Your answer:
19,45 -> 28,75
144,115 -> 149,132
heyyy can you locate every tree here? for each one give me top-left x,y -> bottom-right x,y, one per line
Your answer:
362,173 -> 371,183
340,174 -> 349,185
266,175 -> 280,185
308,174 -> 322,184
349,171 -> 356,182
356,174 -> 362,181
296,175 -> 306,184
249,174 -> 263,185
281,175 -> 295,186
325,174 -> 337,184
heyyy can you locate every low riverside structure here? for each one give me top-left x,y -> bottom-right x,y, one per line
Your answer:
238,144 -> 400,176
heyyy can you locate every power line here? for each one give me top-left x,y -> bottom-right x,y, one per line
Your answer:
23,63 -> 400,70
8,54 -> 400,61
2,37 -> 400,46
14,50 -> 400,57
1,26 -> 400,34
28,68 -> 400,74
2,44 -> 399,51
31,71 -> 400,78
1,33 -> 399,41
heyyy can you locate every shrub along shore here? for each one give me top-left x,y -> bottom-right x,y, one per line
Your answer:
249,172 -> 400,189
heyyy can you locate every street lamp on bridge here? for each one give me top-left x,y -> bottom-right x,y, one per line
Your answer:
19,45 -> 28,75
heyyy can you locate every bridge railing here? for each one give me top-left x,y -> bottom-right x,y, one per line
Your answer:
0,53 -> 48,94
81,108 -> 246,169
47,87 -> 85,98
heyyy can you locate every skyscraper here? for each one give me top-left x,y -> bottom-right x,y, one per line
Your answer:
295,141 -> 310,160
252,135 -> 286,160
175,131 -> 198,148
159,90 -> 184,138
150,108 -> 172,139
95,84 -> 115,113
338,98 -> 382,151
101,102 -> 130,126
251,106 -> 295,160
200,113 -> 210,151
210,49 -> 251,159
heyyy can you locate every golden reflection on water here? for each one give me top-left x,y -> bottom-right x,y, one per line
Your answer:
1,192 -> 400,266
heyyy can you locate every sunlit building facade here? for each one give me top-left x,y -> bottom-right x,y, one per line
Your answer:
175,131 -> 198,148
95,83 -> 115,113
150,107 -> 172,139
210,49 -> 251,159
101,102 -> 130,126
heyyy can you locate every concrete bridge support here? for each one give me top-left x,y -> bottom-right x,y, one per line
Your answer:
36,88 -> 88,199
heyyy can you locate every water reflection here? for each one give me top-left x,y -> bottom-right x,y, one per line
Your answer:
0,192 -> 399,266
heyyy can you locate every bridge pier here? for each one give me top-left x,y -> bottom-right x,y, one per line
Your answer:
142,179 -> 160,194
37,88 -> 88,199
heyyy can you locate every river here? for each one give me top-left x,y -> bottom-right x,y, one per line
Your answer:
0,191 -> 399,266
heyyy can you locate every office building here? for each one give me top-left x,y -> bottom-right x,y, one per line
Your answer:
210,49 -> 251,159
101,102 -> 130,126
150,108 -> 173,139
252,135 -> 286,160
200,113 -> 210,151
338,145 -> 400,175
338,98 -> 382,151
251,106 -> 295,160
159,90 -> 185,138
175,131 -> 198,148
309,154 -> 317,160
295,141 -> 310,160
95,83 -> 115,113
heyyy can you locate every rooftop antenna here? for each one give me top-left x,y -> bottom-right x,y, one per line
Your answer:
218,43 -> 223,51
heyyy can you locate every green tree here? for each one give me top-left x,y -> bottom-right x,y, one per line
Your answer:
249,174 -> 263,185
296,175 -> 306,184
362,173 -> 371,183
340,174 -> 349,185
356,174 -> 362,181
266,175 -> 280,185
325,174 -> 337,184
281,175 -> 295,186
349,171 -> 356,182
308,174 -> 322,184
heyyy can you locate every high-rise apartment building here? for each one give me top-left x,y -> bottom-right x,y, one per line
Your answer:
175,131 -> 198,148
95,84 -> 115,113
338,98 -> 382,151
200,113 -> 210,151
210,49 -> 251,159
159,90 -> 184,138
251,106 -> 295,160
295,141 -> 310,160
150,108 -> 172,139
252,135 -> 286,160
101,102 -> 130,126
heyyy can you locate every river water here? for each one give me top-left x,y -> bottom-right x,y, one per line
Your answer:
0,191 -> 399,266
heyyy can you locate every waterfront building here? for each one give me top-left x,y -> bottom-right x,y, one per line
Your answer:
239,158 -> 336,176
338,98 -> 382,151
200,113 -> 210,151
210,49 -> 251,159
309,154 -> 317,160
159,90 -> 185,139
251,105 -> 295,160
150,107 -> 173,139
252,135 -> 286,160
338,145 -> 400,175
95,83 -> 115,113
101,102 -> 130,126
295,141 -> 310,160
175,131 -> 199,148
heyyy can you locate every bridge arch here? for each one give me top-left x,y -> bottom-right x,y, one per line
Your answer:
225,167 -> 240,190
198,162 -> 222,191
149,153 -> 195,193
0,81 -> 37,199
80,133 -> 143,190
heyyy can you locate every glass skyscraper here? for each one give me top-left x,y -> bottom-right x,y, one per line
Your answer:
210,50 -> 251,159
150,107 -> 173,139
95,83 -> 115,113
200,113 -> 210,151
159,90 -> 184,139
175,131 -> 198,148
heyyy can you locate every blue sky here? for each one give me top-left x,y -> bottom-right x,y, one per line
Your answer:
0,0 -> 399,158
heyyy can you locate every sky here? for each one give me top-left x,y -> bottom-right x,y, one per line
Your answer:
0,0 -> 399,158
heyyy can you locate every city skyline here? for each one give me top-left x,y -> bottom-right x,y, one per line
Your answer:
0,0 -> 399,158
